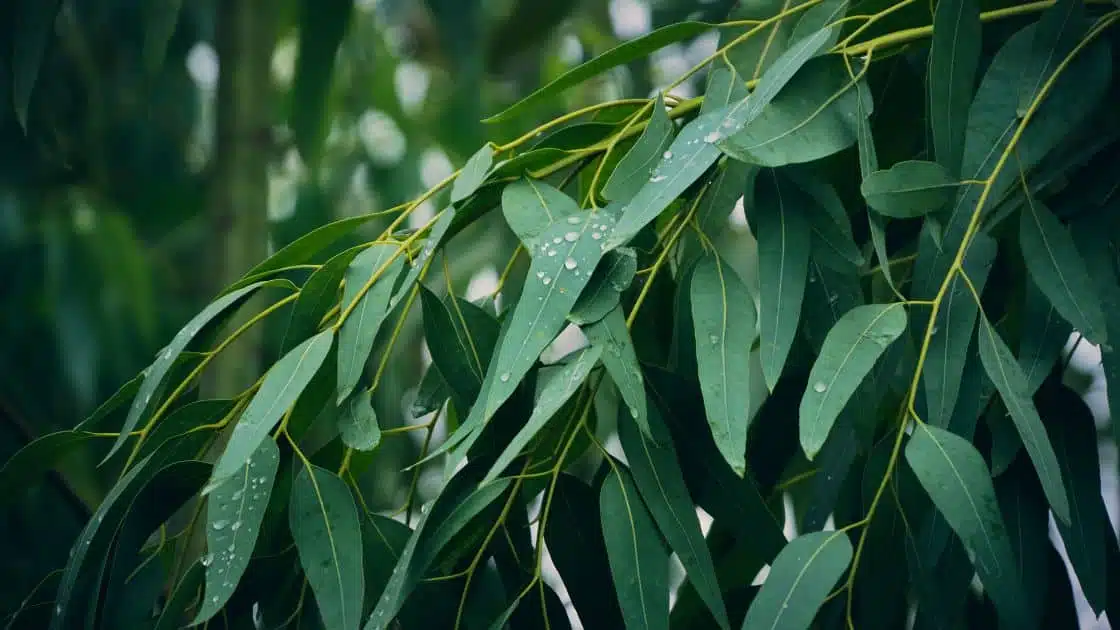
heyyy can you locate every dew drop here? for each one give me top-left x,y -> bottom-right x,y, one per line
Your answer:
536,271 -> 545,279
649,175 -> 666,183
564,232 -> 579,242
662,150 -> 673,159
202,553 -> 214,566
553,237 -> 562,244
231,521 -> 242,532
500,372 -> 511,382
231,489 -> 243,501
592,232 -> 602,240
708,334 -> 720,345
543,276 -> 552,285
930,326 -> 940,335
212,520 -> 228,530
813,382 -> 828,393
548,250 -> 557,257
564,258 -> 578,270
56,605 -> 62,615
722,119 -> 734,128
704,131 -> 722,143
212,596 -> 220,604
629,406 -> 640,418
567,215 -> 581,224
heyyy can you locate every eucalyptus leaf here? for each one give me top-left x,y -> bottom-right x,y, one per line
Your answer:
1017,280 -> 1071,395
233,215 -> 382,290
603,95 -> 675,201
570,248 -> 637,325
976,316 -> 1070,523
282,245 -> 361,353
741,531 -> 853,630
11,0 -> 60,129
338,244 -> 407,402
927,0 -> 981,176
800,303 -> 907,460
339,389 -> 381,451
0,431 -> 97,506
501,179 -> 580,251
452,145 -> 494,203
207,330 -> 334,490
861,161 -> 959,219
584,307 -> 648,438
600,463 -> 669,630
290,463 -> 365,630
193,439 -> 280,624
691,254 -> 757,475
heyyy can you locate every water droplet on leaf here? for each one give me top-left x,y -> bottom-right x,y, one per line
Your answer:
564,258 -> 578,270
813,382 -> 828,393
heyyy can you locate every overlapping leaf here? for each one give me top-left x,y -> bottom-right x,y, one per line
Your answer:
570,248 -> 637,325
600,463 -> 669,630
741,531 -> 852,630
603,95 -> 675,201
338,244 -> 406,402
452,145 -> 494,203
861,161 -> 958,219
584,307 -> 648,437
339,389 -> 381,451
927,0 -> 981,176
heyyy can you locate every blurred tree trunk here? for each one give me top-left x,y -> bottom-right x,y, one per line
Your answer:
204,0 -> 277,397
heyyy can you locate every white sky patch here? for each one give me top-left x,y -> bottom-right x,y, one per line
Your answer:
419,147 -> 454,189
609,0 -> 651,39
408,199 -> 436,230
186,42 -> 219,90
395,61 -> 430,116
559,34 -> 584,66
465,267 -> 499,303
359,109 -> 407,166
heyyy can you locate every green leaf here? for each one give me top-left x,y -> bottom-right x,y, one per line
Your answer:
976,316 -> 1070,523
207,330 -> 334,490
720,56 -> 870,167
142,0 -> 182,73
233,214 -> 382,292
545,475 -> 626,628
755,169 -> 812,390
584,307 -> 648,438
339,389 -> 381,451
1043,386 -> 1109,613
800,303 -> 907,459
700,65 -> 749,115
107,280 -> 281,463
282,245 -> 361,353
741,531 -> 852,630
484,21 -> 712,124
691,254 -> 757,475
1019,196 -> 1107,344
338,244 -> 406,402
861,161 -> 958,219
921,232 -> 996,428
501,179 -> 580,250
193,439 -> 280,624
994,459 -> 1051,624
905,423 -> 1029,627
390,208 -> 457,310
291,0 -> 353,165
570,248 -> 637,325
927,0 -> 981,176
481,345 -> 602,484
600,463 -> 669,630
452,145 -> 495,203
419,287 -> 499,411
412,364 -> 450,418
603,95 -> 676,202
1017,280 -> 1071,395
795,172 -> 865,270
607,27 -> 836,250
154,563 -> 203,630
0,431 -> 96,506
290,463 -> 365,630
617,406 -> 729,630
11,0 -> 60,129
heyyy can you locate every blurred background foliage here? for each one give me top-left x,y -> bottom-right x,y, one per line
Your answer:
0,0 -> 745,617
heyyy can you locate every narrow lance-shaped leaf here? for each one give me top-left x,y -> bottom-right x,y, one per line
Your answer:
193,439 -> 280,624
700,65 -> 749,115
232,214 -> 384,290
861,160 -> 959,219
12,0 -> 61,129
584,307 -> 649,439
484,21 -> 712,123
282,246 -> 361,353
600,463 -> 669,630
338,389 -> 381,451
570,248 -> 637,325
0,431 -> 96,506
617,406 -> 729,630
501,178 -> 580,251
905,424 -> 1030,627
927,0 -> 981,176
388,207 -> 456,310
691,254 -> 757,476
800,303 -> 907,459
451,145 -> 494,203
481,345 -> 603,484
338,244 -> 406,402
1019,196 -> 1107,344
1017,279 -> 1072,395
290,463 -> 365,630
603,95 -> 675,202
794,171 -> 865,270
741,531 -> 853,630
976,316 -> 1070,523
106,280 -> 285,463
606,27 -> 836,251
755,169 -> 811,390
290,0 -> 352,165
207,330 -> 334,491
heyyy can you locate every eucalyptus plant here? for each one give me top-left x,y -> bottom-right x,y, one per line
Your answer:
5,0 -> 1120,628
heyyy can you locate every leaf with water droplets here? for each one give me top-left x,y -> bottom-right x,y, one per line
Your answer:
600,463 -> 670,630
861,160 -> 959,219
208,330 -> 334,490
418,286 -> 499,411
106,280 -> 284,463
604,95 -> 675,201
481,345 -> 602,484
617,406 -> 729,630
282,245 -> 361,354
905,423 -> 1029,627
755,169 -> 811,391
741,531 -> 852,630
290,463 -> 365,630
570,248 -> 637,325
338,244 -> 407,402
193,439 -> 279,624
584,307 -> 648,439
927,0 -> 981,176
389,208 -> 456,310
339,389 -> 381,451
1019,196 -> 1107,344
607,27 -> 836,250
700,64 -> 749,115
452,145 -> 494,203
800,303 -> 907,459
976,315 -> 1070,523
690,254 -> 756,476
501,178 -> 581,251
